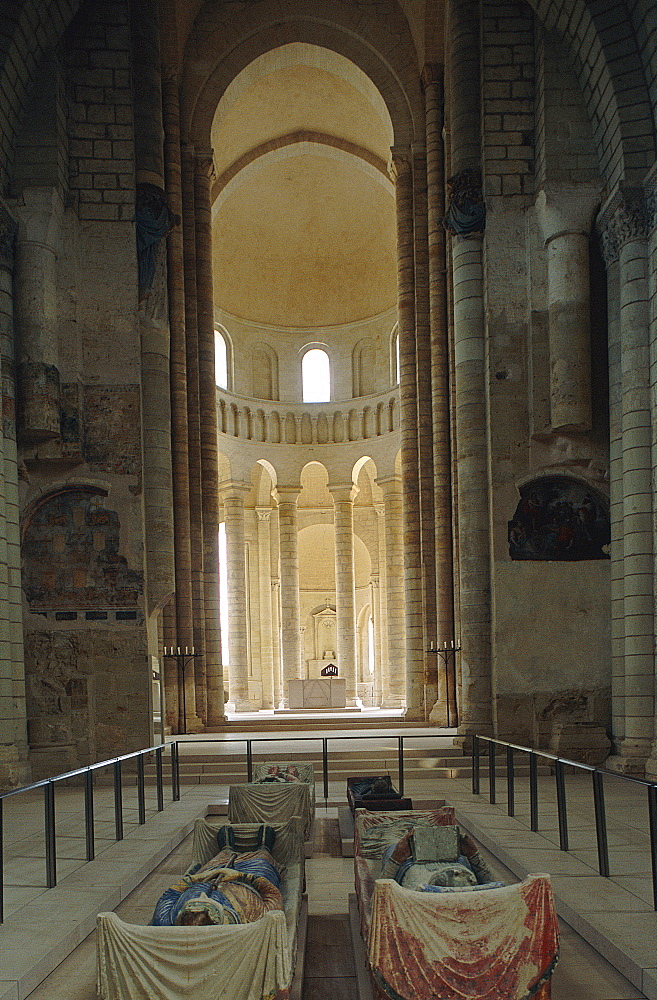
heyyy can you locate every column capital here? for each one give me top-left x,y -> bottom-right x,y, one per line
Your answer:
376,475 -> 402,499
373,502 -> 385,518
421,63 -> 443,91
220,480 -> 251,503
535,181 -> 603,245
388,147 -> 412,182
194,147 -> 216,181
596,185 -> 649,265
274,485 -> 300,505
645,163 -> 657,235
329,483 -> 358,504
256,506 -> 273,522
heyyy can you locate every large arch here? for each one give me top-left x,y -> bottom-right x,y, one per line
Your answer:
181,0 -> 423,150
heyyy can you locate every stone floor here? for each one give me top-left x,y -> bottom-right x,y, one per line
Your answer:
0,728 -> 655,999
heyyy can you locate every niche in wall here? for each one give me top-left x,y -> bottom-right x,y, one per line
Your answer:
508,476 -> 610,561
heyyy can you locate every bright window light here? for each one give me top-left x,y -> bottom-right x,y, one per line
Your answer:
302,348 -> 330,402
215,329 -> 228,388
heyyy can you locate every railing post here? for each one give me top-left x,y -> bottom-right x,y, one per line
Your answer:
171,742 -> 180,802
592,769 -> 609,877
648,783 -> 657,912
85,769 -> 95,862
247,740 -> 253,782
398,736 -> 404,796
488,740 -> 496,804
0,796 -> 4,923
322,738 -> 329,800
156,746 -> 164,811
555,759 -> 569,852
137,753 -> 146,825
506,745 -> 515,817
44,781 -> 56,888
472,734 -> 480,795
113,760 -> 123,841
529,751 -> 538,832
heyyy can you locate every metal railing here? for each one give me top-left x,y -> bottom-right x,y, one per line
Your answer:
471,734 -> 657,911
0,741 -> 179,923
180,732 -> 408,800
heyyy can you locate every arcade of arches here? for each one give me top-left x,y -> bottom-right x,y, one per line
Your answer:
1,0 -> 657,789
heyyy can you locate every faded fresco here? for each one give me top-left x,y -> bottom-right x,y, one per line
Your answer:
508,477 -> 610,561
22,486 -> 143,610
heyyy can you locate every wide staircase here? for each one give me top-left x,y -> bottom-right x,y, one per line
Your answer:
148,723 -> 550,789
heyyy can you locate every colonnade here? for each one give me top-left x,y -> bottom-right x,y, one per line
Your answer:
218,478 -> 407,712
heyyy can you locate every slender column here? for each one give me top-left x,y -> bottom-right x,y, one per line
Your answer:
181,143 -> 204,726
391,150 -> 425,719
371,574 -> 383,706
222,484 -> 250,710
14,187 -> 63,442
598,217 -> 624,751
373,502 -> 389,706
194,150 -> 224,725
413,137 -> 438,715
537,183 -> 602,432
0,209 -> 29,787
271,578 -> 282,708
600,189 -> 652,773
330,484 -> 358,703
162,73 -> 196,718
423,62 -> 456,724
447,0 -> 492,736
256,508 -> 275,709
378,477 -> 405,707
276,487 -> 303,700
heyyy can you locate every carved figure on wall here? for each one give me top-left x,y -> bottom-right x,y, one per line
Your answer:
508,476 -> 610,561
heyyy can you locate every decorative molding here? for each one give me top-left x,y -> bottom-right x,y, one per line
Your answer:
443,168 -> 486,237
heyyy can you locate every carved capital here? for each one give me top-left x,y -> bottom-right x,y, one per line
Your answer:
256,507 -> 272,523
443,168 -> 486,237
421,63 -> 443,91
195,147 -> 216,182
388,147 -> 412,182
645,166 -> 657,235
596,186 -> 649,266
0,205 -> 18,272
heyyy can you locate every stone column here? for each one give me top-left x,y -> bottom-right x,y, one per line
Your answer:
371,574 -> 383,705
14,187 -> 63,442
276,487 -> 303,700
378,477 -> 405,707
330,484 -> 358,703
391,150 -> 425,719
599,189 -> 652,774
0,208 -> 29,787
536,183 -> 602,432
162,72 -> 196,722
181,142 -> 205,727
647,171 -> 657,778
373,502 -> 389,705
446,0 -> 492,735
271,577 -> 282,708
256,508 -> 276,709
423,62 -> 456,725
222,484 -> 250,710
194,150 -> 224,726
598,216 -> 624,753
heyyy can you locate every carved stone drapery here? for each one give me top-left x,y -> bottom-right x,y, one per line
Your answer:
443,168 -> 486,237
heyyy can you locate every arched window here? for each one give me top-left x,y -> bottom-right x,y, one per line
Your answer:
390,324 -> 399,385
302,348 -> 330,403
215,328 -> 228,388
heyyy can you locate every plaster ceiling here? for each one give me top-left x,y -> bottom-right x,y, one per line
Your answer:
210,43 -> 397,328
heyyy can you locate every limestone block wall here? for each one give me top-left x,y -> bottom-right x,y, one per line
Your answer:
14,0 -> 154,774
478,4 -> 612,748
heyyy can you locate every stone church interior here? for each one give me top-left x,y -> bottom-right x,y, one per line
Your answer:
1,0 -> 657,997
